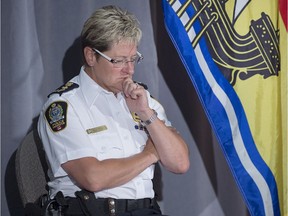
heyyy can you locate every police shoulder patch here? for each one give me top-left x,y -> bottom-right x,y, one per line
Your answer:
45,101 -> 68,132
48,82 -> 79,97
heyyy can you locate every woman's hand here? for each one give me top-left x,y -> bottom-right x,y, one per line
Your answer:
122,78 -> 150,116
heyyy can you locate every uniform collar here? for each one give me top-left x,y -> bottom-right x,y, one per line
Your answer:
79,66 -> 115,107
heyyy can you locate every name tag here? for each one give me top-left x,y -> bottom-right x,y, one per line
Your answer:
86,125 -> 107,134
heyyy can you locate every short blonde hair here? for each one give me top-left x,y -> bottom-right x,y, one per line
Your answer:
81,5 -> 142,55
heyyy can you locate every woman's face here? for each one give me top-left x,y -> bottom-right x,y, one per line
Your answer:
87,41 -> 138,94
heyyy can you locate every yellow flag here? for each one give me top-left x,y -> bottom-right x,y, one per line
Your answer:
162,0 -> 287,215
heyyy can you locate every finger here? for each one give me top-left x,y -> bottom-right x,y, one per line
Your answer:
122,78 -> 133,94
125,82 -> 139,98
130,88 -> 141,99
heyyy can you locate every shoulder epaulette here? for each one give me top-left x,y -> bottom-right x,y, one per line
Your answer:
134,81 -> 155,98
134,81 -> 148,90
48,82 -> 79,98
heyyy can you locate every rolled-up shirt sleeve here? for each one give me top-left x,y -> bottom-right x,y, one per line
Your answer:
38,97 -> 96,178
147,92 -> 172,127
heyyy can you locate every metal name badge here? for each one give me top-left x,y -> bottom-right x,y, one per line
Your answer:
86,125 -> 108,134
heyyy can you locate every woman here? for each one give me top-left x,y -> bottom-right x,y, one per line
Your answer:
38,5 -> 190,216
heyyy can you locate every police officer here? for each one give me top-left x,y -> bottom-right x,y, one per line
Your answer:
38,5 -> 190,216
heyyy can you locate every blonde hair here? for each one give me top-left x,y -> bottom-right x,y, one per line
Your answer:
81,5 -> 142,55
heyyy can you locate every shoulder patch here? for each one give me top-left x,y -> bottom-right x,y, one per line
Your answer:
45,101 -> 68,132
48,82 -> 79,97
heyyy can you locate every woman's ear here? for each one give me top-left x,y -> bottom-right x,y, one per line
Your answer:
83,47 -> 96,66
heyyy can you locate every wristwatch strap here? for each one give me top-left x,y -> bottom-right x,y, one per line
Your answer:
141,110 -> 158,127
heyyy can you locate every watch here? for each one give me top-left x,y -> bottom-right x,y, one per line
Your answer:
141,110 -> 158,127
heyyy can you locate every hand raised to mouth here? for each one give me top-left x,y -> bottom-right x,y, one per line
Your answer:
122,78 -> 152,119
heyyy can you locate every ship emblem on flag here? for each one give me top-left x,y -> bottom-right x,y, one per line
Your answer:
168,0 -> 280,86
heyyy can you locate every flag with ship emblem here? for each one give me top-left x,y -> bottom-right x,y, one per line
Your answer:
161,0 -> 287,215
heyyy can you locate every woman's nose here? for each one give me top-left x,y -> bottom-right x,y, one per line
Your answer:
122,61 -> 135,74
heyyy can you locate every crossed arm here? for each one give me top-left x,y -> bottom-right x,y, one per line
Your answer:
61,78 -> 190,192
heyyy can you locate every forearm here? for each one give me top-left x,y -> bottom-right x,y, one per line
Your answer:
62,147 -> 157,192
149,120 -> 189,173
122,82 -> 189,173
139,110 -> 190,173
91,152 -> 155,190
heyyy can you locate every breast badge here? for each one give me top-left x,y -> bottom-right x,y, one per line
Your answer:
131,112 -> 148,133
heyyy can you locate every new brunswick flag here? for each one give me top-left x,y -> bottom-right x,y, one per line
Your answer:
162,0 -> 287,215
